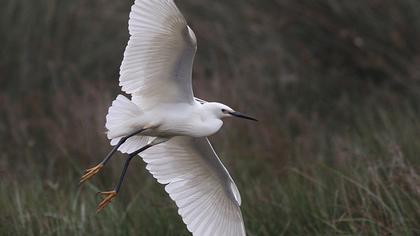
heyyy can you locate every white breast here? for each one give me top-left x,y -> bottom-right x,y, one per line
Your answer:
144,103 -> 223,138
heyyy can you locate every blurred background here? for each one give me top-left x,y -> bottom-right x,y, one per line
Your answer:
1,0 -> 420,235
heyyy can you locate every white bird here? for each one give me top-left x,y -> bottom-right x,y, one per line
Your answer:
80,0 -> 257,235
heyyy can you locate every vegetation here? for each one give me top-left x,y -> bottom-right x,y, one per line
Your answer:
1,0 -> 420,235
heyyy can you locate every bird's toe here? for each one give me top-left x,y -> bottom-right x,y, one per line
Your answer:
96,191 -> 118,213
80,164 -> 103,184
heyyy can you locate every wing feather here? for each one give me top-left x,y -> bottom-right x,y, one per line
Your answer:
140,137 -> 246,236
120,0 -> 197,109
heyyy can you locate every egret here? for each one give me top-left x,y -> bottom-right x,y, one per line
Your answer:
80,0 -> 257,235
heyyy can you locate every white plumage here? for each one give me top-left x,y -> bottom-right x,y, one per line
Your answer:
142,137 -> 245,236
120,0 -> 196,109
82,0 -> 257,235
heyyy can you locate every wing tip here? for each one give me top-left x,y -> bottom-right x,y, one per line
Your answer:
229,182 -> 242,206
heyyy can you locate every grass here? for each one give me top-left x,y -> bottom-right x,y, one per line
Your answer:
1,92 -> 420,235
1,0 -> 420,235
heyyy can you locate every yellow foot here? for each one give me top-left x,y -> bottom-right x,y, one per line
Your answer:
96,191 -> 117,213
80,164 -> 103,184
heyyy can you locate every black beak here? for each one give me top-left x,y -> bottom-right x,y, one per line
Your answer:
229,111 -> 258,122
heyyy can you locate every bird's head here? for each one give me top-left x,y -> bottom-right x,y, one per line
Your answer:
204,102 -> 258,122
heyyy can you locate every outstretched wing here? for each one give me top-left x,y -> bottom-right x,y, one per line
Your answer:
120,0 -> 197,109
141,137 -> 246,236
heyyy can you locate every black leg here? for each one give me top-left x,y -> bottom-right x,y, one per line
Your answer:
115,155 -> 135,193
115,144 -> 152,193
96,143 -> 155,212
101,128 -> 147,166
80,128 -> 147,184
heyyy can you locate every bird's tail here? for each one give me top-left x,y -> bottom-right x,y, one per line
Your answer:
105,95 -> 150,153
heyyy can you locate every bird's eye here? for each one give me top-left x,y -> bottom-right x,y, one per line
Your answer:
221,109 -> 226,113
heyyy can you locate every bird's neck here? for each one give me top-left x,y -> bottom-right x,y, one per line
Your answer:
200,104 -> 218,120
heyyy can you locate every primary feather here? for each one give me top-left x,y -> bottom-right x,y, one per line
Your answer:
120,0 -> 197,110
142,137 -> 246,236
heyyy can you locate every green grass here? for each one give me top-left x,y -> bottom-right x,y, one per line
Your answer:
1,0 -> 420,235
1,99 -> 420,235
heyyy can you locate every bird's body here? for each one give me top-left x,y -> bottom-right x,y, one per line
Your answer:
80,1 -> 257,235
107,99 -> 224,139
148,102 -> 224,137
